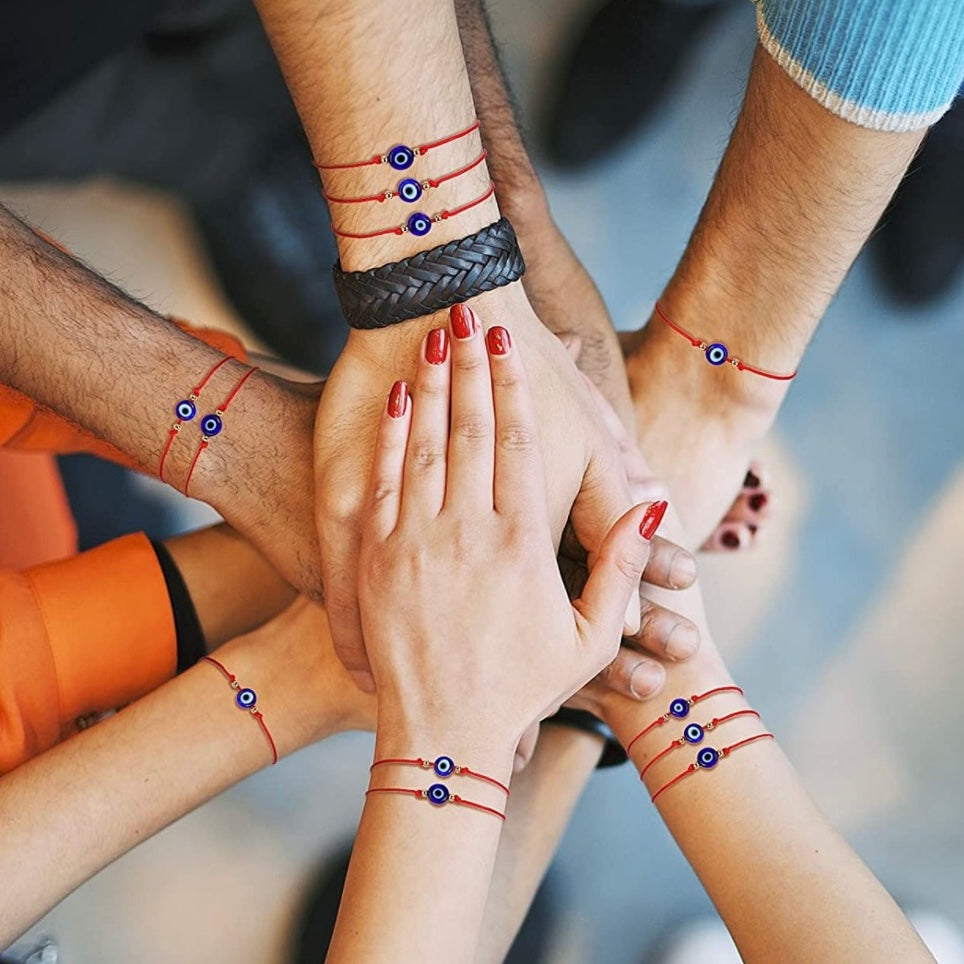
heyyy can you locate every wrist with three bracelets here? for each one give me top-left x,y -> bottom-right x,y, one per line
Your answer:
620,685 -> 774,802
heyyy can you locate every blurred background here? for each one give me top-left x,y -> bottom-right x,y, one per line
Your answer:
2,0 -> 963,961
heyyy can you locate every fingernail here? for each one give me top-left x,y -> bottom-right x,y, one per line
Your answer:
451,303 -> 477,340
743,469 -> 761,489
665,621 -> 700,661
426,328 -> 449,365
720,529 -> 741,549
749,493 -> 767,512
486,326 -> 512,356
639,500 -> 668,540
669,550 -> 697,589
387,380 -> 409,418
630,661 -> 665,699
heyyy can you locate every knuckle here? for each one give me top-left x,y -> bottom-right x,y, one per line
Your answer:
451,414 -> 491,444
496,422 -> 537,452
453,351 -> 485,374
407,436 -> 446,469
320,483 -> 365,527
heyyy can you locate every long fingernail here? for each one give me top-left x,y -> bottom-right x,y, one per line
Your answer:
639,500 -> 669,540
749,493 -> 767,512
387,380 -> 409,418
665,622 -> 700,661
630,661 -> 665,699
486,326 -> 512,356
426,328 -> 449,365
743,469 -> 761,489
451,303 -> 477,340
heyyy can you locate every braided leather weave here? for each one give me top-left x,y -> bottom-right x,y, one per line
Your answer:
332,217 -> 525,329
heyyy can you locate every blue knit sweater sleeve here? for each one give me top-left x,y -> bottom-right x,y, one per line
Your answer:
756,0 -> 964,131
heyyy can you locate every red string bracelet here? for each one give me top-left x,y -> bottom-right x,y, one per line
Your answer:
201,656 -> 278,765
331,183 -> 495,241
323,150 -> 488,206
183,366 -> 259,495
638,709 -> 761,779
365,786 -> 505,821
625,686 -> 744,755
158,357 -> 231,481
654,303 -> 797,381
314,120 -> 480,172
650,733 -> 775,803
370,755 -> 509,796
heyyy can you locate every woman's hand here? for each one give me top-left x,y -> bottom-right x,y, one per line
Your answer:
357,304 -> 673,770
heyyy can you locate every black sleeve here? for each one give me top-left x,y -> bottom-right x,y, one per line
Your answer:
150,540 -> 207,674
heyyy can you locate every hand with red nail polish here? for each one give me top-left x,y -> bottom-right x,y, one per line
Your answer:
700,460 -> 774,553
357,308 -> 663,766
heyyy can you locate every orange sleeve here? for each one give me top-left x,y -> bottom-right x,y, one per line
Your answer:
0,532 -> 176,773
0,321 -> 247,467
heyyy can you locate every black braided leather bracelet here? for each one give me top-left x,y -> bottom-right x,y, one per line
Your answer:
332,216 -> 525,330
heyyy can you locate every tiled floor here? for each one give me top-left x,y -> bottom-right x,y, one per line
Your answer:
4,1 -> 964,962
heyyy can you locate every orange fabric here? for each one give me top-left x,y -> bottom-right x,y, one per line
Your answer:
0,321 -> 247,467
0,451 -> 78,568
0,532 -> 176,773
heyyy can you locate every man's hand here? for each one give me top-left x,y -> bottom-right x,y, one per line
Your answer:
315,286 -> 639,691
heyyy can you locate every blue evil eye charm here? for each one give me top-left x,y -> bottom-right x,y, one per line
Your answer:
387,145 -> 415,170
398,178 -> 423,203
236,687 -> 257,710
669,698 -> 690,719
433,756 -> 455,777
427,783 -> 450,805
696,747 -> 720,769
705,342 -> 728,366
683,723 -> 704,744
175,399 -> 197,421
200,413 -> 223,437
407,213 -> 432,237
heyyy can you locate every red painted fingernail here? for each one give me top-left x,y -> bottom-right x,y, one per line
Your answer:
743,469 -> 761,489
486,326 -> 511,356
639,500 -> 668,540
749,493 -> 767,512
721,530 -> 740,549
426,328 -> 449,364
387,380 -> 408,418
450,303 -> 477,340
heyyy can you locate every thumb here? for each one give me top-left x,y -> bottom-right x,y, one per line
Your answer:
574,501 -> 668,652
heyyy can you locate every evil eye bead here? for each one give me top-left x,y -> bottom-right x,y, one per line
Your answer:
427,783 -> 450,806
669,698 -> 690,719
705,342 -> 729,366
683,723 -> 705,744
696,747 -> 720,769
398,177 -> 423,203
387,145 -> 415,170
236,687 -> 257,710
175,399 -> 197,421
407,213 -> 432,237
433,755 -> 455,777
200,413 -> 223,437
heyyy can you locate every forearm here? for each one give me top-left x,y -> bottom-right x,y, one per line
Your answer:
476,725 -> 603,964
163,524 -> 297,648
0,204 -> 320,591
602,671 -> 928,963
454,0 -> 631,421
0,599 -> 363,946
330,718 -> 514,962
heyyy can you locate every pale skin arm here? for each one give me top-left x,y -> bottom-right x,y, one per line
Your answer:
0,205 -> 321,594
0,598 -> 372,947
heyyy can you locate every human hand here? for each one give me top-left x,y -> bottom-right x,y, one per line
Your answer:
315,282 -> 651,692
356,307 -> 671,765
